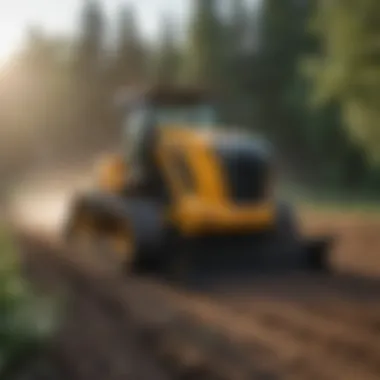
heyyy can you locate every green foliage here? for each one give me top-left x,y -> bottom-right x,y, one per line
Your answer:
76,0 -> 105,77
153,15 -> 181,85
253,0 -> 380,193
306,0 -> 380,160
0,230 -> 59,379
255,0 -> 313,136
183,0 -> 226,89
2,0 -> 380,200
113,4 -> 148,86
222,0 -> 254,124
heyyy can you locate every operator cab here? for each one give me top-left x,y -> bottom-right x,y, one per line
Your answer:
121,86 -> 216,165
117,86 -> 273,204
122,87 -> 217,154
119,86 -> 216,197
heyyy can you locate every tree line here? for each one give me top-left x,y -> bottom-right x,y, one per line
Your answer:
1,0 -> 380,198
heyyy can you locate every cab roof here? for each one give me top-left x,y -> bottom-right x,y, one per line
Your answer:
125,85 -> 213,106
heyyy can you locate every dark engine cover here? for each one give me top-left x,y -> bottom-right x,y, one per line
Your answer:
214,135 -> 272,204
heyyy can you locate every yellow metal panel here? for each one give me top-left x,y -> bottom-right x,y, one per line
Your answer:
95,154 -> 128,193
171,196 -> 275,236
156,125 -> 276,236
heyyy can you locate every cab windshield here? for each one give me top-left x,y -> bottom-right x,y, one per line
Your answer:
153,104 -> 217,127
122,103 -> 217,164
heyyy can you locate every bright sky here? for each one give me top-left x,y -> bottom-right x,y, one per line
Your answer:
0,0 -> 192,60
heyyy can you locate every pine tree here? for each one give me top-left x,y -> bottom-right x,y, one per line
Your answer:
113,4 -> 147,87
255,0 -> 313,140
224,0 -> 253,124
184,0 -> 225,90
228,0 -> 250,56
154,15 -> 180,85
76,0 -> 105,79
73,0 -> 107,145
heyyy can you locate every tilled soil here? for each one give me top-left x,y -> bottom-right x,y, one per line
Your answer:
18,232 -> 380,380
300,209 -> 380,276
19,236 -> 173,380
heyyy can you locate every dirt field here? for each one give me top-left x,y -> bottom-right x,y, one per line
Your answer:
300,208 -> 380,276
17,207 -> 380,380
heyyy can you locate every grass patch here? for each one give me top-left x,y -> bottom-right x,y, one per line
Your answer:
0,227 -> 60,378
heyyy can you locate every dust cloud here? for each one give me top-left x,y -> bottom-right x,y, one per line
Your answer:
7,165 -> 93,237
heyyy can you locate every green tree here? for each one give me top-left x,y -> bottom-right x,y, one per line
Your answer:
228,0 -> 250,55
76,0 -> 105,79
306,0 -> 380,160
224,0 -> 253,124
74,0 -> 108,146
154,15 -> 181,85
113,4 -> 147,86
255,0 -> 313,141
183,0 -> 225,90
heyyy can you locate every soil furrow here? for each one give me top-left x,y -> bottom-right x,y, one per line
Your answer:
18,232 -> 380,380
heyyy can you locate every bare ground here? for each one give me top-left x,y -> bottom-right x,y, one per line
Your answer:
300,209 -> 380,276
17,208 -> 380,380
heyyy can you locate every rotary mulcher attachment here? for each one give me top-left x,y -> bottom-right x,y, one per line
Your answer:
164,203 -> 333,284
